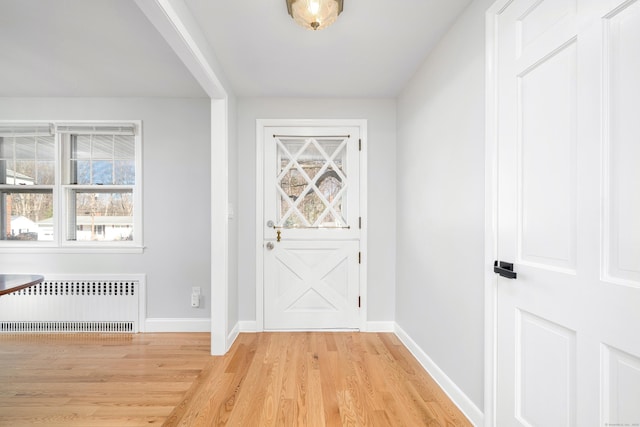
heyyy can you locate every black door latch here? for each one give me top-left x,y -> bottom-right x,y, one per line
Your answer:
494,261 -> 517,279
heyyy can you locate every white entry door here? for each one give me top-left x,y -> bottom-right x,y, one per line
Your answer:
261,125 -> 361,330
492,0 -> 640,425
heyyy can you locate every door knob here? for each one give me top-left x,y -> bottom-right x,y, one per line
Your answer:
266,242 -> 275,250
266,220 -> 275,228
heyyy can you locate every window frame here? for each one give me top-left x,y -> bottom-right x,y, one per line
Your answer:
0,120 -> 143,253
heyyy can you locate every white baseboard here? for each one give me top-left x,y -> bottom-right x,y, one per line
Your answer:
144,318 -> 211,332
227,322 -> 240,349
237,321 -> 393,333
239,321 -> 257,332
394,324 -> 484,426
366,321 -> 395,332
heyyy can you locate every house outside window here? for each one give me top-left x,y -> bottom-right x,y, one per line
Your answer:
0,122 -> 142,250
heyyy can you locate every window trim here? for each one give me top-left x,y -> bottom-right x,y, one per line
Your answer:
0,120 -> 143,252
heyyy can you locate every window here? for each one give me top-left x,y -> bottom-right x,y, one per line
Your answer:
0,122 -> 142,250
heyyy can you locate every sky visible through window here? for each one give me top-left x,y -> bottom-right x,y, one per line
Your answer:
71,135 -> 135,185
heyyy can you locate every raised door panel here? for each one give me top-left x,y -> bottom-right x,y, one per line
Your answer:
598,4 -> 640,425
517,0 -> 576,56
604,0 -> 640,286
602,346 -> 640,426
518,41 -> 577,272
517,311 -> 577,427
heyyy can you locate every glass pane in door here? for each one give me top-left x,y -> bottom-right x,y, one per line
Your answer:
275,136 -> 349,228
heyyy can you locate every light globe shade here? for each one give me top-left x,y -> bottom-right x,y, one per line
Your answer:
286,0 -> 344,31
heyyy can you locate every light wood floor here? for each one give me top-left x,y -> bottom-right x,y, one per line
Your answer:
0,332 -> 471,426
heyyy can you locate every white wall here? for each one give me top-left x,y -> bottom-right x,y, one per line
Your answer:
0,97 -> 212,322
396,0 -> 494,412
236,98 -> 396,324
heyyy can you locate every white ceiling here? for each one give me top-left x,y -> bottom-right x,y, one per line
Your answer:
185,0 -> 473,97
0,0 -> 473,98
0,0 -> 205,97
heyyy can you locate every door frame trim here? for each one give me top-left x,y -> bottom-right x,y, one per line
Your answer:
255,119 -> 368,332
485,1 -> 513,426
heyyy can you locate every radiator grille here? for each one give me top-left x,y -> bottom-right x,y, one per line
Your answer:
10,281 -> 137,296
0,279 -> 140,333
0,321 -> 135,333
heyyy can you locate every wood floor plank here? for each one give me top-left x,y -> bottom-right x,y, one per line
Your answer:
260,335 -> 289,427
224,334 -> 272,426
165,344 -> 240,426
0,332 -> 472,426
318,334 -> 342,426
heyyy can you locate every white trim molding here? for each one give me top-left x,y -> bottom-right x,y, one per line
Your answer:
134,0 -> 233,356
484,1 -> 510,425
394,324 -> 484,426
227,322 -> 240,346
366,321 -> 395,332
210,98 -> 230,355
133,0 -> 227,99
239,321 -> 258,332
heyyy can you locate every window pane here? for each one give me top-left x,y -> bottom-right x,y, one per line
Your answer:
298,143 -> 323,180
92,160 -> 113,184
114,136 -> 135,159
1,135 -> 56,185
71,160 -> 91,184
69,191 -> 133,242
37,161 -> 55,185
14,137 -> 35,159
0,159 -> 10,184
92,135 -> 113,158
72,135 -> 91,159
15,160 -> 36,184
36,137 -> 55,160
0,190 -> 54,241
69,134 -> 134,185
275,137 -> 348,228
114,160 -> 135,185
279,167 -> 307,203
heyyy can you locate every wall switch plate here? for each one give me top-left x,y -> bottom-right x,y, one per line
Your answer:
191,294 -> 200,308
192,286 -> 201,296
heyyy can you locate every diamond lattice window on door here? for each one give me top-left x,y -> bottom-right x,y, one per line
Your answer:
276,136 -> 349,229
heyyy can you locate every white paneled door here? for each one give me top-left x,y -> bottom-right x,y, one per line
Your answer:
262,126 -> 361,330
493,0 -> 640,425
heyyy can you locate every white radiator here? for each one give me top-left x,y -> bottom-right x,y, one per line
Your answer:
0,278 -> 142,333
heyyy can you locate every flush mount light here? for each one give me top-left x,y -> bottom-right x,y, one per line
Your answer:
286,0 -> 344,31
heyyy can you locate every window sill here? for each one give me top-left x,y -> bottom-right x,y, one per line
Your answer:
0,245 -> 145,254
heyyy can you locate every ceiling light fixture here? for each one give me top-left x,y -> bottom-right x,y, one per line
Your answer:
286,0 -> 344,31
